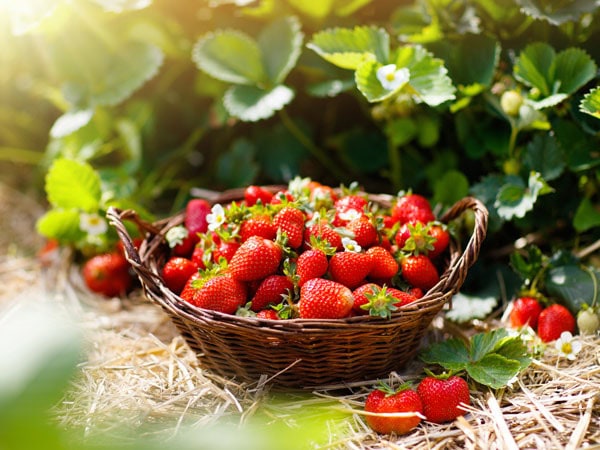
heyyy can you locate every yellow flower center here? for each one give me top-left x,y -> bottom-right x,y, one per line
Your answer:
561,342 -> 572,354
386,72 -> 396,82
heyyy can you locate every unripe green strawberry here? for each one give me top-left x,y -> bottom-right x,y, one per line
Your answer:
229,236 -> 281,282
537,304 -> 575,342
364,384 -> 423,435
416,375 -> 470,424
298,278 -> 354,319
577,307 -> 600,335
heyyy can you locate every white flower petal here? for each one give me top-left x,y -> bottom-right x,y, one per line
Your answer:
342,237 -> 361,253
376,64 -> 410,91
79,212 -> 108,236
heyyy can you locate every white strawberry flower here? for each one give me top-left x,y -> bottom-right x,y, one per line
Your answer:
376,64 -> 410,91
338,209 -> 361,222
555,331 -> 582,361
342,237 -> 361,253
79,212 -> 108,236
207,204 -> 226,231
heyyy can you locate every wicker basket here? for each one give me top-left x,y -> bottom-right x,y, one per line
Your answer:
107,190 -> 488,389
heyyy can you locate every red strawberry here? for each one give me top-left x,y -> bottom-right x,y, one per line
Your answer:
181,273 -> 247,314
244,185 -> 274,206
169,226 -> 196,257
229,236 -> 281,281
329,251 -> 373,289
352,283 -> 380,315
334,194 -> 368,215
239,214 -> 276,242
387,287 -> 418,307
82,252 -> 132,297
395,222 -> 435,254
296,248 -> 329,287
367,246 -> 399,279
427,224 -> 450,259
250,275 -> 293,312
185,198 -> 211,235
391,193 -> 435,225
346,215 -> 378,248
400,254 -> 439,291
308,182 -> 338,207
273,206 -> 305,248
212,240 -> 240,263
364,384 -> 423,435
510,296 -> 543,329
256,309 -> 280,320
353,284 -> 416,317
298,278 -> 354,319
191,245 -> 208,270
416,376 -> 470,424
270,190 -> 294,204
537,304 -> 575,342
303,221 -> 342,250
161,257 -> 199,294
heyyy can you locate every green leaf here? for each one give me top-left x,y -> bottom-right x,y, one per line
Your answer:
517,0 -> 599,25
384,117 -> 417,147
420,338 -> 470,371
466,354 -> 521,389
553,118 -> 600,171
36,209 -> 84,242
333,129 -> 388,174
90,41 -> 163,107
115,118 -> 142,173
334,0 -> 374,16
258,16 -> 303,85
494,172 -> 552,220
515,43 -> 596,99
307,26 -> 389,70
573,197 -> 600,233
395,45 -> 456,106
255,124 -> 310,181
223,84 -> 294,121
45,159 -> 102,211
469,328 -> 509,362
192,30 -> 267,85
494,338 -> 532,371
445,293 -> 498,323
287,0 -> 334,19
307,78 -> 355,97
510,245 -> 545,282
216,139 -> 259,188
545,265 -> 600,316
579,86 -> 600,119
523,133 -> 565,181
432,170 -> 469,206
49,109 -> 94,138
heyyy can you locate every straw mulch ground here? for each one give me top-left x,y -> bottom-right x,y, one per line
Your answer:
1,182 -> 599,449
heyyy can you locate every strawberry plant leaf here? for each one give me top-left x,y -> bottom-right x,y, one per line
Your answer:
514,43 -> 556,97
494,337 -> 532,370
469,328 -> 509,361
523,133 -> 565,181
307,26 -> 389,70
50,109 -> 94,138
553,48 -> 597,96
192,29 -> 267,85
307,78 -> 355,97
355,59 -> 406,103
257,16 -> 303,85
517,0 -> 599,26
223,84 -> 294,121
509,245 -> 545,282
287,0 -> 335,19
494,172 -> 553,220
419,337 -> 470,371
545,265 -> 600,316
215,138 -> 259,187
432,169 -> 469,206
36,209 -> 85,242
573,197 -> 600,233
395,45 -> 456,106
45,158 -> 102,211
465,354 -> 521,389
579,86 -> 600,119
334,0 -> 374,16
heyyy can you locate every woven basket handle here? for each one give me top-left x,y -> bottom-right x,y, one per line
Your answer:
437,197 -> 489,295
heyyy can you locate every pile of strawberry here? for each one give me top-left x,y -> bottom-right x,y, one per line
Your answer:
161,178 -> 451,320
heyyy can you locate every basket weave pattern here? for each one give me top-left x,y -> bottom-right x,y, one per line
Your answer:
107,192 -> 488,388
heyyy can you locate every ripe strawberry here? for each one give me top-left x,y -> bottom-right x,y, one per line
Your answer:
168,226 -> 196,257
417,375 -> 470,424
510,296 -> 543,329
256,309 -> 280,320
334,194 -> 368,215
537,304 -> 575,342
364,384 -> 423,435
296,248 -> 329,287
395,222 -> 435,254
387,287 -> 418,307
427,224 -> 450,259
229,236 -> 281,281
82,252 -> 132,297
161,257 -> 199,294
298,278 -> 354,319
352,283 -> 381,315
329,251 -> 373,289
400,254 -> 439,291
273,206 -> 305,248
244,185 -> 274,206
182,273 -> 247,314
212,240 -> 240,263
346,215 -> 378,248
250,274 -> 293,312
391,193 -> 435,225
239,214 -> 276,242
270,190 -> 294,204
367,246 -> 399,279
303,221 -> 342,250
185,198 -> 211,235
308,183 -> 338,208
191,244 -> 208,270
353,284 -> 417,317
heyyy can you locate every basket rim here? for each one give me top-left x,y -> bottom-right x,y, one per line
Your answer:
107,191 -> 488,328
